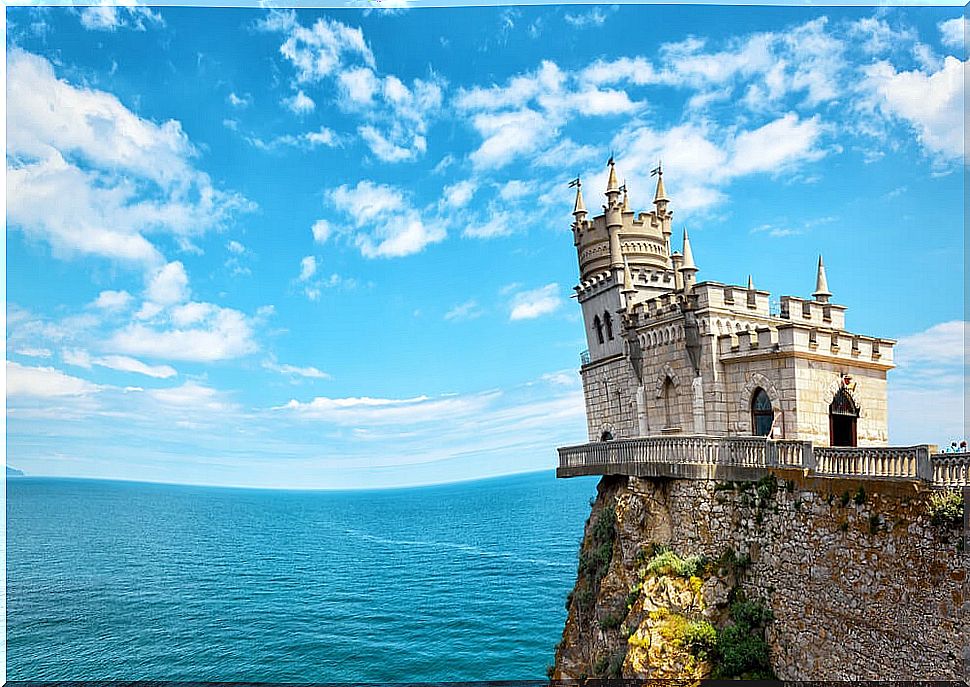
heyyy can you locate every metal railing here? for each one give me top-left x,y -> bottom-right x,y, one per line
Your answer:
558,436 -> 966,488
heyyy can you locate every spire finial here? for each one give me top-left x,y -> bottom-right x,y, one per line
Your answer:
652,160 -> 668,204
747,274 -> 755,291
681,226 -> 696,271
606,154 -> 620,195
813,255 -> 832,303
621,179 -> 630,211
569,176 -> 586,217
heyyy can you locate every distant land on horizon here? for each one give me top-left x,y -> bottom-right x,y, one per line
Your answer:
7,466 -> 26,477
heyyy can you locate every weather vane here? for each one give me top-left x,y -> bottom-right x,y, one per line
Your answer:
650,160 -> 663,177
568,176 -> 581,189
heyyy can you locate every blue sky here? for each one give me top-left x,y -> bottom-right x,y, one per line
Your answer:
5,3 -> 966,488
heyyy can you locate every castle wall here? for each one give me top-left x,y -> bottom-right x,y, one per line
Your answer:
554,474 -> 969,681
793,358 -> 890,445
580,356 -> 640,441
717,354 -> 798,438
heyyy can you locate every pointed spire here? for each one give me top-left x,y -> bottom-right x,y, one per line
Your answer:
572,180 -> 587,217
622,179 -> 630,212
812,255 -> 832,303
681,227 -> 696,271
653,161 -> 668,204
622,257 -> 635,294
747,275 -> 755,291
606,158 -> 620,195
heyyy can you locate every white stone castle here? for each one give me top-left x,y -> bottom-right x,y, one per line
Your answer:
570,159 -> 895,448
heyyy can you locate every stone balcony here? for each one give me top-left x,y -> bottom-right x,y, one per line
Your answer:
557,435 -> 968,488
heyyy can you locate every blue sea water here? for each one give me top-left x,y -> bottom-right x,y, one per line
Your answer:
7,471 -> 598,681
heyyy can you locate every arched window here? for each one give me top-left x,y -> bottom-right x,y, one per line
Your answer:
600,430 -> 614,442
829,386 -> 858,447
662,377 -> 677,429
593,315 -> 604,344
751,388 -> 773,436
604,311 -> 614,340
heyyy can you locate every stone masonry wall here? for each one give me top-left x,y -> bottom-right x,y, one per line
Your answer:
555,473 -> 969,680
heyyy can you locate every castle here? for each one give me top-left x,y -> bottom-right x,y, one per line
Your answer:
570,159 -> 894,448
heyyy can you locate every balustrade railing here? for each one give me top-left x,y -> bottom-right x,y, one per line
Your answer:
931,453 -> 970,488
558,437 -> 966,488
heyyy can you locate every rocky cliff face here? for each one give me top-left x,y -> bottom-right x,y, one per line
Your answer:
553,473 -> 968,681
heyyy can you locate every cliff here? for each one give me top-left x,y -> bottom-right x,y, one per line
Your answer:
553,473 -> 969,681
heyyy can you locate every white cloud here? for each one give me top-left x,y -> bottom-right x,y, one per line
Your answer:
463,211 -> 513,239
245,126 -> 341,151
441,180 -> 476,209
13,347 -> 52,359
311,219 -> 332,243
7,361 -> 101,397
282,90 -> 316,114
145,261 -> 190,306
276,392 -> 494,426
7,49 -> 252,270
227,240 -> 246,255
299,255 -> 318,281
227,92 -> 252,108
330,180 -> 445,258
262,359 -> 332,379
498,179 -> 531,201
259,11 -> 375,83
564,7 -> 610,28
359,125 -> 426,162
444,300 -> 483,321
861,56 -> 964,161
509,283 -> 563,321
146,382 -> 234,412
79,2 -> 163,32
92,290 -> 133,311
338,66 -> 380,106
95,355 -> 177,379
108,305 -> 258,362
893,320 -> 966,367
939,17 -> 967,51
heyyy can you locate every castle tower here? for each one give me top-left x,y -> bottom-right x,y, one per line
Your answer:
572,157 -> 679,365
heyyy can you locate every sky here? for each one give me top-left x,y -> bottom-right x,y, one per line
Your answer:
4,2 -> 967,489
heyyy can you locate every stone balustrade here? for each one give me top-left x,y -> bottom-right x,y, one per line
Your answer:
557,435 -> 967,488
932,453 -> 970,488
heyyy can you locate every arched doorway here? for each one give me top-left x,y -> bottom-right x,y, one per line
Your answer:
661,377 -> 677,429
751,388 -> 773,436
829,386 -> 858,447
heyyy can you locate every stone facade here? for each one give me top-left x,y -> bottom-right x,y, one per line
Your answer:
554,474 -> 970,681
570,162 -> 895,448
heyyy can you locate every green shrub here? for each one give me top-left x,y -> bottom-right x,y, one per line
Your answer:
591,653 -> 610,676
929,490 -> 964,528
840,491 -> 851,507
645,548 -> 708,578
712,597 -> 775,679
682,620 -> 718,659
853,486 -> 867,505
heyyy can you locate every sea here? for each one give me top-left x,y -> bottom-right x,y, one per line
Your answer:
6,470 -> 598,681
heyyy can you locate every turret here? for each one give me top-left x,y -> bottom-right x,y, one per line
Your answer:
679,227 -> 698,292
571,178 -> 587,247
605,157 -> 623,269
813,255 -> 832,303
652,162 -> 672,263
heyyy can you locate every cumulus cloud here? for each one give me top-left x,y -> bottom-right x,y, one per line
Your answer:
299,255 -> 318,282
108,305 -> 258,362
7,49 -> 252,270
145,261 -> 190,306
282,90 -> 316,115
92,290 -> 133,311
258,10 -> 374,83
861,56 -> 964,162
262,359 -> 331,379
311,219 -> 332,243
508,283 -> 563,321
939,17 -> 967,51
330,180 -> 445,258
